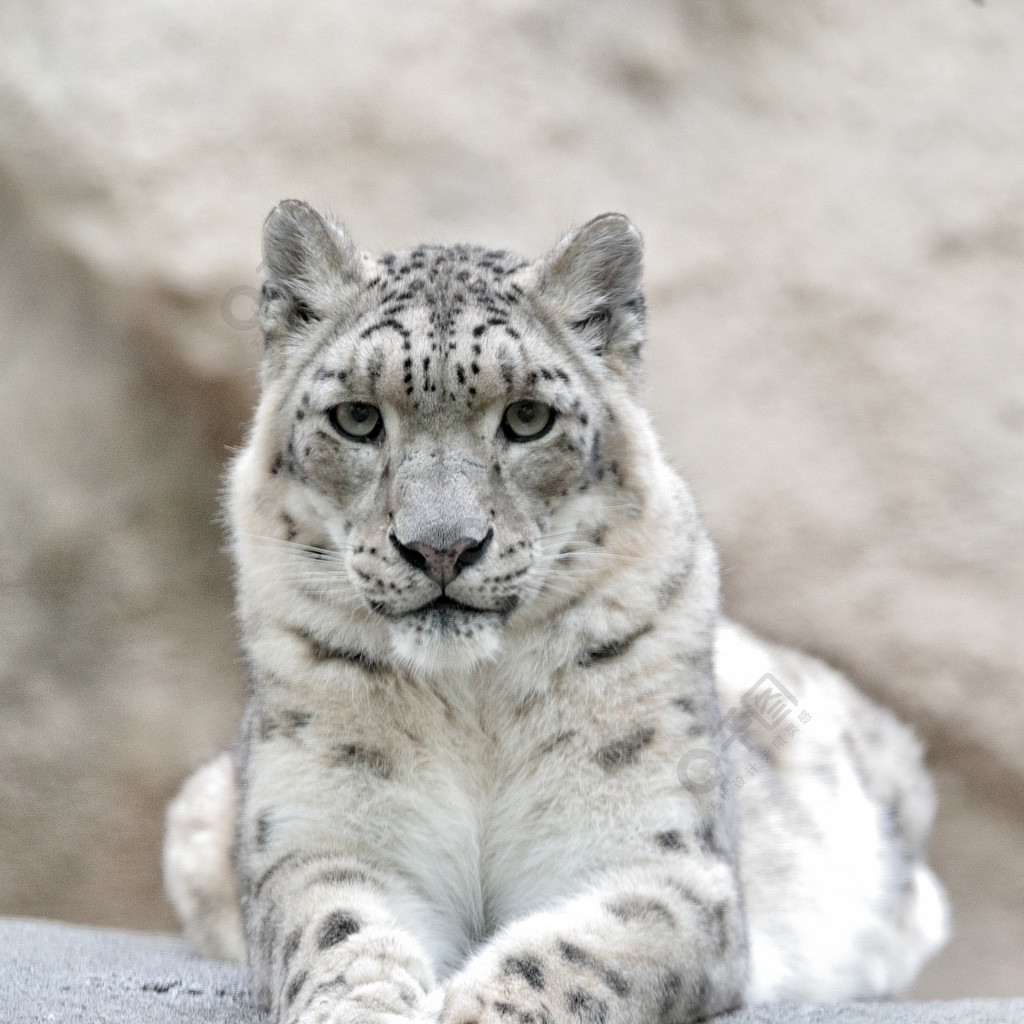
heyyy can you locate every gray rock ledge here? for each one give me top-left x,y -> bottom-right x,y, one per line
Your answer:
2,917 -> 1020,1024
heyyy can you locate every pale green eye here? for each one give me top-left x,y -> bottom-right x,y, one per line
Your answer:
502,400 -> 555,441
328,402 -> 383,441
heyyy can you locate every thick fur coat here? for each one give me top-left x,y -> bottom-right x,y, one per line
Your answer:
165,203 -> 947,1024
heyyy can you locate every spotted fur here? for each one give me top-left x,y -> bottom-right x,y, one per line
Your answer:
164,202 -> 947,1024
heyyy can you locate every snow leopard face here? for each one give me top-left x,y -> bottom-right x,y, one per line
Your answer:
239,201 -> 652,669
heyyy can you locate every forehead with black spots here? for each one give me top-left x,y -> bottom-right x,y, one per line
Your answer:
372,243 -> 528,340
300,243 -> 593,424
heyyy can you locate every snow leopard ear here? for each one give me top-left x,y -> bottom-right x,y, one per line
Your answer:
536,213 -> 646,382
260,200 -> 365,348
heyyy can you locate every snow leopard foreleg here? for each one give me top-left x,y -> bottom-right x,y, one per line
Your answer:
236,698 -> 440,1024
440,861 -> 747,1024
241,849 -> 437,1024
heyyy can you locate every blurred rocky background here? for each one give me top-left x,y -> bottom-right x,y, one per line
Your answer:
0,0 -> 1021,999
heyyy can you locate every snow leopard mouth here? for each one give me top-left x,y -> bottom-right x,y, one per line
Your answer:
371,593 -> 519,626
410,594 -> 518,618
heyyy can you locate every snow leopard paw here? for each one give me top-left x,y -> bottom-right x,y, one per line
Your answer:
441,950 -> 588,1024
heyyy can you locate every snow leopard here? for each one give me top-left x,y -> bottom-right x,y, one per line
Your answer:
164,201 -> 948,1024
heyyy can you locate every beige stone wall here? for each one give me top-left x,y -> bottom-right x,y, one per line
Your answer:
1,0 -> 1021,997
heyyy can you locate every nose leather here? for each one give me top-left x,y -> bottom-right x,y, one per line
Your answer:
389,529 -> 493,586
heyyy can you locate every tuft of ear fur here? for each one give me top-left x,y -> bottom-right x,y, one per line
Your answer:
259,200 -> 364,348
536,213 -> 646,381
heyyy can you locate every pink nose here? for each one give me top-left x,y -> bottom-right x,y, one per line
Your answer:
389,528 -> 493,586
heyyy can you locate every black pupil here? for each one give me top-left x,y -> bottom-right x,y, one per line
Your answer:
350,404 -> 372,423
517,403 -> 537,423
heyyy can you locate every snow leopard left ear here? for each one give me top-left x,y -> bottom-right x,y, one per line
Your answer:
260,200 -> 365,351
535,213 -> 646,381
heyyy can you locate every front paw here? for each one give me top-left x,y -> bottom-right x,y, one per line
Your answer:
297,990 -> 438,1024
441,955 -> 560,1024
293,970 -> 438,1024
288,928 -> 438,1024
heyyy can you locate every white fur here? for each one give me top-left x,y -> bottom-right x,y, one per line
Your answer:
164,210 -> 947,1023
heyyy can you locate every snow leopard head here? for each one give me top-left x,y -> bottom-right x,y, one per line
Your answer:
232,200 -> 687,673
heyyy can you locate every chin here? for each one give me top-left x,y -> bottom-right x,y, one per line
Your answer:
388,605 -> 504,678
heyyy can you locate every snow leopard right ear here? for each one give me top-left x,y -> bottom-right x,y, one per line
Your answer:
535,213 -> 646,386
259,200 -> 365,348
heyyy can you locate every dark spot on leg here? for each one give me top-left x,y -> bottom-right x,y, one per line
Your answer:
254,810 -> 273,849
318,910 -> 361,949
654,829 -> 687,852
282,927 -> 302,971
709,902 -> 731,955
605,895 -> 676,930
656,971 -> 682,1020
284,970 -> 307,1008
695,817 -> 722,855
557,942 -> 629,997
305,971 -> 350,1004
662,877 -> 703,912
503,954 -> 546,990
565,988 -> 607,1024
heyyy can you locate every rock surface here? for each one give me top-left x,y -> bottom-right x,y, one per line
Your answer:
4,917 -> 1023,1024
0,0 -> 1022,1000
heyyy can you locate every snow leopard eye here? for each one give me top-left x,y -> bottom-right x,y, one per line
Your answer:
328,402 -> 384,442
501,400 -> 555,441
